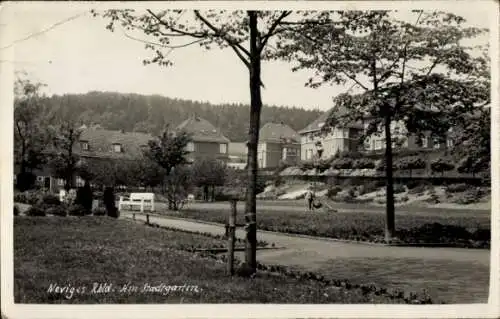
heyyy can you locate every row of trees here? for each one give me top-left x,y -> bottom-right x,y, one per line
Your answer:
14,75 -> 230,208
15,9 -> 490,274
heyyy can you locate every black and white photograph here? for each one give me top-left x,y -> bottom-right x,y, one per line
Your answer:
1,0 -> 498,318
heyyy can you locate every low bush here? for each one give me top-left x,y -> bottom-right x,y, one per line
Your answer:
25,205 -> 46,217
430,158 -> 455,175
393,184 -> 406,194
14,205 -> 19,216
327,186 -> 342,198
358,181 -> 381,195
332,157 -> 353,169
408,183 -> 431,195
46,205 -> 68,217
42,194 -> 61,206
446,183 -> 469,194
68,204 -> 90,216
14,190 -> 46,205
353,158 -> 376,169
92,207 -> 107,216
107,207 -> 120,218
454,188 -> 484,205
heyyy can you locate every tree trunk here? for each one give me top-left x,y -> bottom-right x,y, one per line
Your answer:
384,112 -> 395,242
244,11 -> 261,273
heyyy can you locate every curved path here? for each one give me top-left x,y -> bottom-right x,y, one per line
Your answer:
121,211 -> 490,303
121,211 -> 490,267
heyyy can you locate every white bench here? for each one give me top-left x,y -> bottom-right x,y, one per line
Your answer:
119,192 -> 155,213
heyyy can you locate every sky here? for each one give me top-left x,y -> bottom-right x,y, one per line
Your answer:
1,1 -> 494,111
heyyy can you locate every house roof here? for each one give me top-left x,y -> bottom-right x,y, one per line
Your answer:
176,114 -> 230,143
77,128 -> 152,160
298,105 -> 363,134
259,122 -> 300,144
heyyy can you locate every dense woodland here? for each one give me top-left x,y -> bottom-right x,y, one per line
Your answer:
40,91 -> 323,141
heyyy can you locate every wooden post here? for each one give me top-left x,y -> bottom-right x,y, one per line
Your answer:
146,214 -> 150,225
133,212 -> 136,220
227,199 -> 237,276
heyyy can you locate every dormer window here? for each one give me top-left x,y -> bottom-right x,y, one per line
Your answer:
81,141 -> 89,151
112,143 -> 122,153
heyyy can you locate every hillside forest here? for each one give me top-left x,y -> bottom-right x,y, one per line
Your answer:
40,91 -> 323,141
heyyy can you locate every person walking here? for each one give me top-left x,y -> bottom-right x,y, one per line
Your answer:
305,186 -> 315,211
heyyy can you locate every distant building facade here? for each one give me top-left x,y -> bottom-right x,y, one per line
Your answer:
176,114 -> 230,163
257,122 -> 300,168
299,106 -> 453,161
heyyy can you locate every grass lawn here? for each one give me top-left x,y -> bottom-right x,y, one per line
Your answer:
163,208 -> 490,246
286,257 -> 489,304
14,216 -> 402,303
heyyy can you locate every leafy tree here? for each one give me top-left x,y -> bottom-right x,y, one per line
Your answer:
165,165 -> 193,211
275,10 -> 489,241
430,158 -> 455,176
92,8 -> 323,271
49,123 -> 83,190
191,158 -> 227,202
13,76 -> 50,191
395,155 -> 427,177
144,129 -> 191,208
453,107 -> 490,177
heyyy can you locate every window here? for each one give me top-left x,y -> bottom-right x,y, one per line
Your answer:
219,143 -> 227,154
113,143 -> 122,153
433,138 -> 441,149
81,142 -> 89,151
186,142 -> 195,152
447,139 -> 454,148
421,137 -> 428,148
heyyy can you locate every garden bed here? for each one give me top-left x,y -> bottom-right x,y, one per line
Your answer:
164,209 -> 490,248
14,217 -> 408,303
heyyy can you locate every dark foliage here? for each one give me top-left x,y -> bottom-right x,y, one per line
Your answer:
46,205 -> 68,217
15,172 -> 36,192
75,182 -> 93,212
103,187 -> 116,214
40,91 -> 322,142
352,158 -> 376,169
445,183 -> 469,193
42,194 -> 61,206
68,204 -> 90,216
14,205 -> 20,216
331,157 -> 353,169
25,205 -> 46,217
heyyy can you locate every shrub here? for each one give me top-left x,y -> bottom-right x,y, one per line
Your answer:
332,157 -> 353,169
14,192 -> 27,204
75,182 -> 93,212
327,186 -> 342,198
353,158 -> 376,169
299,160 -> 315,170
68,204 -> 90,216
25,205 -> 46,217
103,187 -> 116,213
358,181 -> 380,195
92,207 -> 107,216
445,183 -> 469,193
454,188 -> 484,205
408,183 -> 431,195
393,184 -> 406,194
42,194 -> 61,206
46,205 -> 68,217
396,156 -> 427,172
107,206 -> 120,218
14,205 -> 19,216
430,158 -> 455,175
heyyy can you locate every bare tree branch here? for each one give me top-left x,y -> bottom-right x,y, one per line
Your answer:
122,29 -> 204,49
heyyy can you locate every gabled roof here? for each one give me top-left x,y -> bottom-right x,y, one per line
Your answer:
176,114 -> 230,143
259,122 -> 300,144
298,105 -> 363,134
77,128 -> 152,160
